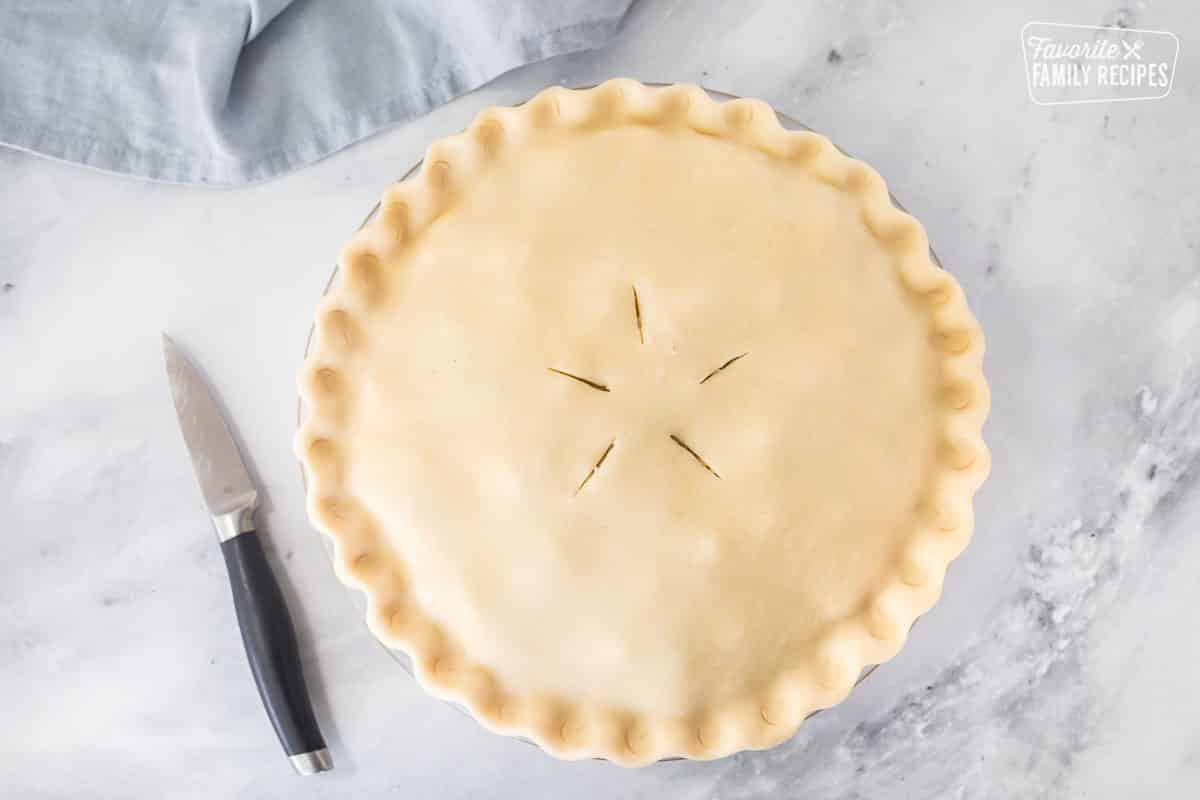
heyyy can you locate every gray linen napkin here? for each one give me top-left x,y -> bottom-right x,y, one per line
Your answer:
0,0 -> 633,185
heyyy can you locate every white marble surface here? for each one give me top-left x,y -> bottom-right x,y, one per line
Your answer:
3,1 -> 1198,797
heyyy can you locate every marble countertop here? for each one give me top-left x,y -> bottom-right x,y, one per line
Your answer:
3,1 -> 1198,797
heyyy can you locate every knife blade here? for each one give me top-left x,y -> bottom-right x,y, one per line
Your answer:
163,335 -> 258,530
163,334 -> 332,776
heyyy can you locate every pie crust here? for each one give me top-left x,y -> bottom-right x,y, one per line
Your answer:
297,80 -> 989,765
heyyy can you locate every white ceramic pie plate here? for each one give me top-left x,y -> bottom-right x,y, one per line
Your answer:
298,84 -> 942,761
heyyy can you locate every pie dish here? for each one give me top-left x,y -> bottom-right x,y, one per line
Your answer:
296,79 -> 990,766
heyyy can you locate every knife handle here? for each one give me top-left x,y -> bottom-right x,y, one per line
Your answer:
220,529 -> 332,775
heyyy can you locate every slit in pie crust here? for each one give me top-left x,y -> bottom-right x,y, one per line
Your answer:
297,80 -> 990,766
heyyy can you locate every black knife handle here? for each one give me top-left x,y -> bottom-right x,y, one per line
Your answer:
220,530 -> 329,770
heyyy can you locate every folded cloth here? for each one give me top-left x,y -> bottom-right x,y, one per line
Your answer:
0,0 -> 633,185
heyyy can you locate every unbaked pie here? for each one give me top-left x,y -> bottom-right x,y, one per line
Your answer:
297,80 -> 989,765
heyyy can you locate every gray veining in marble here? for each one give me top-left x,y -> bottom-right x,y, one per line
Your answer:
2,0 -> 1198,797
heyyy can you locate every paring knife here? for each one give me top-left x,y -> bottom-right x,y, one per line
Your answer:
163,334 -> 332,776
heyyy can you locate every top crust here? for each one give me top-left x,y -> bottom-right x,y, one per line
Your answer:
297,80 -> 990,766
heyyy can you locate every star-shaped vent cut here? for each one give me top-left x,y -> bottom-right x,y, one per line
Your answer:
547,285 -> 748,494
